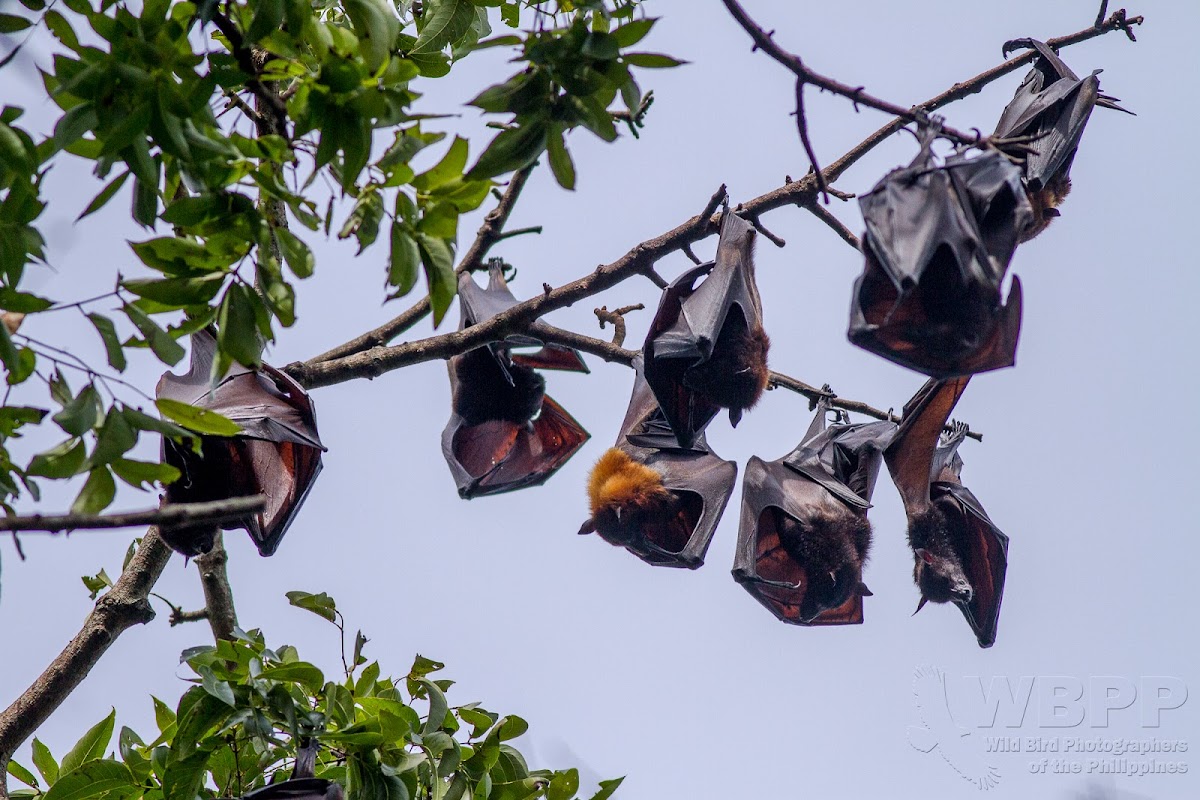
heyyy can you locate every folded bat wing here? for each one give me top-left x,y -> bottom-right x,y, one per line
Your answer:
934,480 -> 1010,648
849,135 -> 1031,378
883,377 -> 970,516
644,210 -> 763,448
156,331 -> 325,557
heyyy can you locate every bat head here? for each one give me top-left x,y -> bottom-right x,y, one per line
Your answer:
849,134 -> 1031,378
909,506 -> 973,606
775,506 -> 873,623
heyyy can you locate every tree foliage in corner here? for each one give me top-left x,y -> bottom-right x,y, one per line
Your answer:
0,0 -> 673,516
5,594 -> 622,800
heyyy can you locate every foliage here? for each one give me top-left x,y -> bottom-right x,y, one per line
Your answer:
0,0 -> 674,515
5,593 -> 622,800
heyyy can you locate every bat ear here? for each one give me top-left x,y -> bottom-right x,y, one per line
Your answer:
916,548 -> 935,565
577,518 -> 596,535
729,407 -> 743,427
913,595 -> 929,616
858,582 -> 873,597
1043,208 -> 1062,218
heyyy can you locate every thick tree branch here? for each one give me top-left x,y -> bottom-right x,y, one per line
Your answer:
310,166 -> 537,364
287,11 -> 1138,391
0,497 -> 267,533
194,534 -> 238,641
0,529 -> 173,784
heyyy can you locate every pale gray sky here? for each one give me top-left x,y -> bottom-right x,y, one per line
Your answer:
2,1 -> 1196,798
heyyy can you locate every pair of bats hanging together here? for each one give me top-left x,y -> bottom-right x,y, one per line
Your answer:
156,330 -> 325,558
733,376 -> 1006,647
578,208 -> 768,568
848,39 -> 1128,378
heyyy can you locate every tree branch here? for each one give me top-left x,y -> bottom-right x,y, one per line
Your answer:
804,202 -> 860,251
0,497 -> 267,533
286,11 -> 1138,391
194,533 -> 238,641
0,529 -> 173,784
310,166 -> 537,364
210,13 -> 289,138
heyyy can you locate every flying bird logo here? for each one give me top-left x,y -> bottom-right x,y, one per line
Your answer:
907,665 -> 1002,790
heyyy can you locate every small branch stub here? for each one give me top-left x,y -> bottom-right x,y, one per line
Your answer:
594,304 -> 645,348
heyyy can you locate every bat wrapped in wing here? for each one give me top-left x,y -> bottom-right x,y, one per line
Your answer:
442,261 -> 590,499
157,330 -> 326,557
848,124 -> 1033,378
579,356 -> 737,569
884,377 -> 1009,648
733,397 -> 895,625
994,38 -> 1131,241
643,206 -> 770,449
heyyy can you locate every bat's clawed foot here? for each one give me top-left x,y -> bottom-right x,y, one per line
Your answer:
1001,37 -> 1037,58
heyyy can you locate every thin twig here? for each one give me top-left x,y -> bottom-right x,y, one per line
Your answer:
594,304 -> 644,348
803,201 -> 860,251
793,81 -> 829,203
768,373 -> 982,440
0,496 -> 266,533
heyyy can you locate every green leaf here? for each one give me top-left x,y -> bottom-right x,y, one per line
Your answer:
90,410 -> 138,465
60,709 -> 116,774
388,222 -> 420,295
623,52 -> 686,68
411,0 -> 475,54
122,274 -> 225,307
52,383 -> 101,436
81,569 -> 112,600
27,439 -> 87,478
121,407 -> 198,448
7,761 -> 38,789
546,769 -> 579,800
0,14 -> 33,34
497,715 -> 528,741
612,18 -> 656,47
257,662 -> 325,691
52,103 -> 96,154
198,666 -> 236,707
582,32 -> 619,61
416,234 -> 455,326
418,678 -> 449,734
412,136 -> 468,192
110,458 -> 180,489
162,750 -> 207,800
275,227 -> 314,278
123,303 -> 185,365
5,347 -> 35,386
42,760 -> 134,800
77,171 -> 130,221
546,126 -> 575,191
0,287 -> 52,312
216,284 -> 263,367
86,313 -> 127,372
31,739 -> 57,785
130,237 -> 234,275
152,696 -> 176,733
465,120 -> 547,181
285,590 -> 337,623
155,398 -> 241,437
588,777 -> 624,800
246,0 -> 284,43
71,465 -> 116,515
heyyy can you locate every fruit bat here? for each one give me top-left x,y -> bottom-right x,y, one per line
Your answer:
643,206 -> 770,450
578,356 -> 737,569
442,262 -> 590,499
156,330 -> 325,557
994,38 -> 1131,241
884,376 -> 1009,648
848,124 -> 1033,378
732,397 -> 895,625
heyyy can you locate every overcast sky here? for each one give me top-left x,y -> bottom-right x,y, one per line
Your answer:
2,1 -> 1196,798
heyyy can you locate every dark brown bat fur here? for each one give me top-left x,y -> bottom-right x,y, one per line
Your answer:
163,437 -> 244,556
1020,175 -> 1072,243
452,346 -> 546,426
908,503 -> 973,605
776,508 -> 872,622
683,307 -> 770,425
